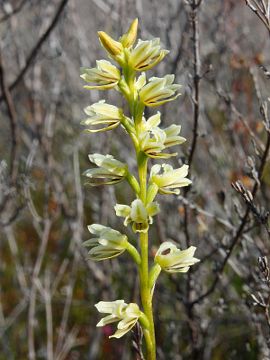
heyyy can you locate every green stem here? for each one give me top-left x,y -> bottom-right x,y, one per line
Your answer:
138,153 -> 156,360
139,231 -> 156,360
121,63 -> 156,359
137,152 -> 148,203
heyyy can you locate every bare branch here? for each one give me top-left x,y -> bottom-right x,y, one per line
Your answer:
0,0 -> 69,102
0,52 -> 19,183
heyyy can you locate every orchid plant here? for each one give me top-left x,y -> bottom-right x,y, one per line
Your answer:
81,19 -> 199,359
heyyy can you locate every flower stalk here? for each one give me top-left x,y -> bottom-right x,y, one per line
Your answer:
80,19 -> 199,359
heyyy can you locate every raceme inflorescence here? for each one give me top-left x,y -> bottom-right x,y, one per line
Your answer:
80,19 -> 199,360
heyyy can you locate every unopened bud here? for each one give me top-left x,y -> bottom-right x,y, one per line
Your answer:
98,31 -> 123,56
120,18 -> 138,48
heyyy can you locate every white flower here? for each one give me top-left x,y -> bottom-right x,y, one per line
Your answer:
83,224 -> 128,260
115,199 -> 160,233
81,100 -> 123,133
139,75 -> 181,107
95,300 -> 142,338
154,242 -> 200,273
128,38 -> 169,71
84,154 -> 128,186
80,60 -> 120,90
139,127 -> 170,159
149,164 -> 192,195
137,113 -> 186,158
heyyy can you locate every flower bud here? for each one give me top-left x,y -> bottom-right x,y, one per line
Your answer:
98,31 -> 123,56
120,18 -> 138,48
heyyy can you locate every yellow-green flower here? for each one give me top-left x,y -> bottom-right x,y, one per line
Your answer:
80,60 -> 120,90
83,224 -> 128,261
139,127 -> 167,158
95,300 -> 142,338
140,128 -> 184,159
115,199 -> 160,233
149,164 -> 191,195
138,113 -> 186,158
154,242 -> 199,273
81,100 -> 123,133
128,38 -> 169,71
84,153 -> 128,186
139,75 -> 181,107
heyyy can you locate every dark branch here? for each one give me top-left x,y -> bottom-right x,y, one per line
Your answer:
0,0 -> 69,102
0,52 -> 19,183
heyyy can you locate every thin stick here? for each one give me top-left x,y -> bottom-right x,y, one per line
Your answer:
28,220 -> 51,360
44,271 -> 54,360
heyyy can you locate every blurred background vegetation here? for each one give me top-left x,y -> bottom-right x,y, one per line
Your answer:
1,0 -> 270,359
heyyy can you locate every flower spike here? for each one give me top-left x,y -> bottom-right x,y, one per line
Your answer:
80,18 -> 199,356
